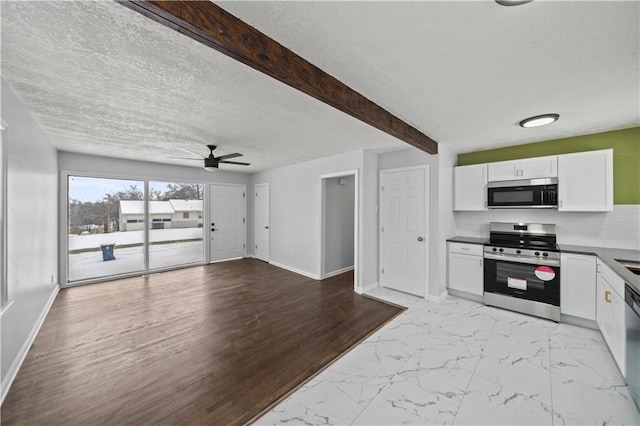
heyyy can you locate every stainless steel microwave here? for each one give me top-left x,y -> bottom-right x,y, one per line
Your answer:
487,178 -> 558,209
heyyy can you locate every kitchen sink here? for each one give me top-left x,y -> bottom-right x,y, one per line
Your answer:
616,259 -> 640,276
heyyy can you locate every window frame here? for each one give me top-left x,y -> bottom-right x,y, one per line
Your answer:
60,171 -> 209,287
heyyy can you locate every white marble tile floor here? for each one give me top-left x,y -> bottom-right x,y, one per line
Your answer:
254,287 -> 640,425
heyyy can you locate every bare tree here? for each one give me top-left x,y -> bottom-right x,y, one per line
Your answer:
160,183 -> 203,200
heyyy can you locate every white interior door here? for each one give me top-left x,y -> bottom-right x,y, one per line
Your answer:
254,183 -> 270,262
210,184 -> 245,262
380,167 -> 426,297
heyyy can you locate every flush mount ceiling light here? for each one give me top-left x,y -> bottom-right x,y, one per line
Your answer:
519,113 -> 560,128
495,0 -> 533,6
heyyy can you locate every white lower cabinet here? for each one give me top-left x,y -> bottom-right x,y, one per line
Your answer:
448,242 -> 483,296
560,253 -> 596,320
596,259 -> 626,376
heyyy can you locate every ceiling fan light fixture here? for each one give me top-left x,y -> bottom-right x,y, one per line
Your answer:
495,0 -> 533,6
519,113 -> 560,128
204,157 -> 219,170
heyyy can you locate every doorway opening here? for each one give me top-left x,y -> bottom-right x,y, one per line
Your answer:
320,170 -> 359,291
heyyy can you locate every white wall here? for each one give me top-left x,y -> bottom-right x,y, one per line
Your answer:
1,79 -> 59,400
249,149 -> 372,287
435,146 -> 457,297
361,150 -> 379,289
324,175 -> 355,274
455,204 -> 640,250
58,152 -> 249,187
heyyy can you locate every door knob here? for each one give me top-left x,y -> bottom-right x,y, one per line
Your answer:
211,228 -> 218,232
417,236 -> 424,242
265,226 -> 269,229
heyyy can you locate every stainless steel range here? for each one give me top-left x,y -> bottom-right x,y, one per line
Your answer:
483,222 -> 560,321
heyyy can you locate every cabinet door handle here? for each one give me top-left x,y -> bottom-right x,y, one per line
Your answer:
480,259 -> 483,267
559,200 -> 563,208
605,290 -> 612,303
596,263 -> 600,273
461,247 -> 469,251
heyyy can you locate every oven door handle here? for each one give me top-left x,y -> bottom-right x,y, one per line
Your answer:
483,253 -> 560,267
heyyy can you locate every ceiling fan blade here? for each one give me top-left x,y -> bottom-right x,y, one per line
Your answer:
167,156 -> 202,160
177,147 -> 204,158
215,153 -> 243,160
219,160 -> 250,166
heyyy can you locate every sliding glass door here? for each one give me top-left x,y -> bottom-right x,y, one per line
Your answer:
67,176 -> 205,284
148,181 -> 204,270
67,176 -> 146,282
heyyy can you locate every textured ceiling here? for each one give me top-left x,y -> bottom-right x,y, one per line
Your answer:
220,0 -> 640,152
1,1 -> 639,172
0,1 -> 404,173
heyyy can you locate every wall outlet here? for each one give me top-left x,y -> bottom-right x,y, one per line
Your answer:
50,274 -> 54,283
290,251 -> 295,259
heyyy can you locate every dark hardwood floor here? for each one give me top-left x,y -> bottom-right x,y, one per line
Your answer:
1,259 -> 404,425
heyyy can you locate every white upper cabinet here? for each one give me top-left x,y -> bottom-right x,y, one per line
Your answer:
487,160 -> 519,181
520,156 -> 558,179
454,164 -> 487,211
487,155 -> 557,181
558,149 -> 613,211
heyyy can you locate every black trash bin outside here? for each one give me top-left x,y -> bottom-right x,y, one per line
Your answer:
100,243 -> 116,261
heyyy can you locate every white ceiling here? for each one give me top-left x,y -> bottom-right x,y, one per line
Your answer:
2,1 -> 638,173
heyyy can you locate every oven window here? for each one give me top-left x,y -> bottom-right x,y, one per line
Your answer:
493,190 -> 534,204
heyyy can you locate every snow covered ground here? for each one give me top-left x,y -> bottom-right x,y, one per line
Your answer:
68,240 -> 204,282
68,228 -> 203,251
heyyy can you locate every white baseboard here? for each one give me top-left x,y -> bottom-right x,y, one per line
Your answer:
1,284 -> 59,404
209,256 -> 243,264
425,290 -> 448,303
269,260 -> 320,280
356,281 -> 378,295
560,313 -> 598,330
322,265 -> 354,279
447,288 -> 484,304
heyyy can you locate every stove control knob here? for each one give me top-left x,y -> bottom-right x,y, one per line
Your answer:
543,252 -> 548,257
492,247 -> 497,252
535,251 -> 540,256
516,249 -> 521,255
499,248 -> 504,253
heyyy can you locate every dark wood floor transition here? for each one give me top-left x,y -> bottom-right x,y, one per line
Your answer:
2,259 -> 404,425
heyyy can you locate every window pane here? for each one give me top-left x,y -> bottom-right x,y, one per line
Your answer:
148,181 -> 204,270
68,176 -> 145,281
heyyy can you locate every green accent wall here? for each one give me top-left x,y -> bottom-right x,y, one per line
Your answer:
457,127 -> 640,205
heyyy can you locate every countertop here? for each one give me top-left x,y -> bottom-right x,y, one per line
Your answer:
446,236 -> 487,245
446,235 -> 640,294
559,244 -> 640,295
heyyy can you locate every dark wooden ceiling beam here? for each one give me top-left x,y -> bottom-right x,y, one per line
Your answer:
117,0 -> 438,154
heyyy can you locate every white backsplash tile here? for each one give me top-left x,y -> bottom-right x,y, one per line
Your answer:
454,205 -> 640,250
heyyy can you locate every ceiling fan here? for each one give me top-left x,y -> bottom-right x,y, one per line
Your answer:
170,145 -> 250,171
